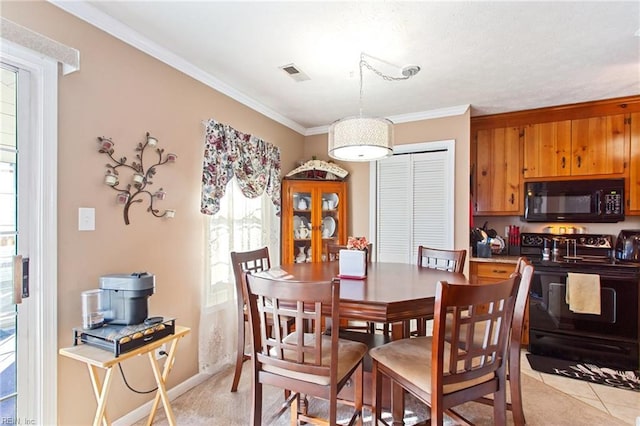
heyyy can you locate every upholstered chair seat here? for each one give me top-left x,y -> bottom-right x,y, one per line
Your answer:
265,331 -> 368,385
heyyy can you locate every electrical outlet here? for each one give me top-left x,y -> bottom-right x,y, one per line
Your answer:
155,344 -> 167,360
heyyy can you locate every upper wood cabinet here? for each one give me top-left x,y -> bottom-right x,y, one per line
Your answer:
281,179 -> 347,264
570,114 -> 626,176
475,126 -> 522,215
628,112 -> 640,214
471,95 -> 640,217
523,115 -> 626,178
523,120 -> 571,178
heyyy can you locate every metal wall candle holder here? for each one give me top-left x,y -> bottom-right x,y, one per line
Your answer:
98,132 -> 177,225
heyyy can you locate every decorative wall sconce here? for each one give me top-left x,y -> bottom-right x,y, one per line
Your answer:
98,132 -> 177,225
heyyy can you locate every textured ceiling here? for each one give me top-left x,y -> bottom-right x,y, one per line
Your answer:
52,1 -> 640,135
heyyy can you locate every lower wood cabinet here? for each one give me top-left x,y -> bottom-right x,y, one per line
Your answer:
470,259 -> 529,345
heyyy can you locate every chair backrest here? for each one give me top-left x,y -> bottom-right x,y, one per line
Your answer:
432,275 -> 518,392
326,244 -> 347,262
417,246 -> 466,273
230,248 -> 271,306
245,273 -> 340,383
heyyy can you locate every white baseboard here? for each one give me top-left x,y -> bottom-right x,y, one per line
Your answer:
112,372 -> 212,426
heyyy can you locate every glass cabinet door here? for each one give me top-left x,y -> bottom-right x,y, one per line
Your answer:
320,191 -> 340,261
292,191 -> 312,263
281,179 -> 347,264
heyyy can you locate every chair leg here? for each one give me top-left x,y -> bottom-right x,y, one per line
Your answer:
231,316 -> 248,392
493,376 -> 508,426
354,363 -> 364,425
251,381 -> 262,426
382,322 -> 390,336
509,345 -> 526,426
290,394 -> 298,426
371,359 -> 382,422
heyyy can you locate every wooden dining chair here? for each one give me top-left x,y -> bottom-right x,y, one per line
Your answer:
244,273 -> 367,426
417,245 -> 466,272
229,247 -> 294,392
370,275 -> 519,426
326,243 -> 346,261
472,257 -> 534,426
413,246 -> 467,336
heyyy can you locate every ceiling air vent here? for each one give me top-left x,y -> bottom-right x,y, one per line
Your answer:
279,63 -> 310,82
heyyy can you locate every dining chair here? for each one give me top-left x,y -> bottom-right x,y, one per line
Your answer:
244,273 -> 367,426
229,247 -> 294,393
413,246 -> 467,336
471,257 -> 534,426
370,274 -> 519,426
326,243 -> 345,261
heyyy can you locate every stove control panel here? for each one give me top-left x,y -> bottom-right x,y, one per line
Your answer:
520,233 -> 613,249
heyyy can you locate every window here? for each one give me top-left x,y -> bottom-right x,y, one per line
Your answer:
205,178 -> 279,307
372,140 -> 455,263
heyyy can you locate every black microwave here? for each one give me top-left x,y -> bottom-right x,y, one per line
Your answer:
524,179 -> 624,223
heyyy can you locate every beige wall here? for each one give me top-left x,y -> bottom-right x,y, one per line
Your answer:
304,113 -> 471,262
3,2 -> 305,424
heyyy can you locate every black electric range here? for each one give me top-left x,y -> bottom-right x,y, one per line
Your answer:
521,233 -> 640,370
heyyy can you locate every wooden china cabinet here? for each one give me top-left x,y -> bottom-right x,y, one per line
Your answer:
281,179 -> 347,264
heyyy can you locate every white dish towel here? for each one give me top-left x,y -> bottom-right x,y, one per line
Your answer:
565,272 -> 601,315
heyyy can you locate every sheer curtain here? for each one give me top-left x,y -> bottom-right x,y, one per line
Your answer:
199,119 -> 281,375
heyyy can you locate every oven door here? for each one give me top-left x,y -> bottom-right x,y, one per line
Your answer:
529,269 -> 637,339
529,267 -> 639,369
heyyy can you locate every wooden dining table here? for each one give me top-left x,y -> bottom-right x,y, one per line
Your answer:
265,260 -> 468,340
254,260 -> 469,424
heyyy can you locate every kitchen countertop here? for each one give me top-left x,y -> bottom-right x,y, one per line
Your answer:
470,255 -> 521,264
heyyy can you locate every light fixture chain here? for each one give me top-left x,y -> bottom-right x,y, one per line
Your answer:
360,59 -> 413,82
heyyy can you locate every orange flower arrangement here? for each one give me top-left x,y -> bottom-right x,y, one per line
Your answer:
347,236 -> 369,251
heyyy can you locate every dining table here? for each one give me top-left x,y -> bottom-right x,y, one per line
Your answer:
254,260 -> 469,424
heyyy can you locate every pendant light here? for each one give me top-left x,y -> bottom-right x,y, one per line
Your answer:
328,53 -> 420,162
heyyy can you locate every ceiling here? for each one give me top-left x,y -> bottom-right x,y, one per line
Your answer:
52,1 -> 640,135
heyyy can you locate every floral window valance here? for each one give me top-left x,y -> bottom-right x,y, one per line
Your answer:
200,119 -> 281,216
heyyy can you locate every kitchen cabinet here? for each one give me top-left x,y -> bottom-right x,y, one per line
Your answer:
523,120 -> 572,178
475,126 -> 522,215
570,114 -> 626,176
523,114 -> 625,179
472,96 -> 640,217
470,259 -> 529,345
628,112 -> 640,215
523,115 -> 626,178
281,179 -> 347,264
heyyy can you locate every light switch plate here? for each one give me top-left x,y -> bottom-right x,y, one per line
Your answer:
78,207 -> 95,231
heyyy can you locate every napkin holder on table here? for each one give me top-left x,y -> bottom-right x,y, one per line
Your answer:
338,249 -> 367,279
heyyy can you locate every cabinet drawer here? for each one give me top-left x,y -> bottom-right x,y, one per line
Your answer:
475,262 -> 514,280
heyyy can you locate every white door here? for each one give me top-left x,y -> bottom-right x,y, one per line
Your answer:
0,62 -> 24,422
372,140 -> 455,263
0,44 -> 58,424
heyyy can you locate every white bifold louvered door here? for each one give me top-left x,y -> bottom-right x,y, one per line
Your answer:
375,144 -> 454,264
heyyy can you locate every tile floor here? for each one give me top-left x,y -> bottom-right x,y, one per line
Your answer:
521,350 -> 639,425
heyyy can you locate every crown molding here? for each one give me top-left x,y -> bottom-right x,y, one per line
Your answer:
48,0 -> 307,135
305,104 -> 470,136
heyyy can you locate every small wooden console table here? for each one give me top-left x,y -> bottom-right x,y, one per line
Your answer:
59,325 -> 190,426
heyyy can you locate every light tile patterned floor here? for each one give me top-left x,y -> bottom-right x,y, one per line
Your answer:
521,350 -> 640,425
